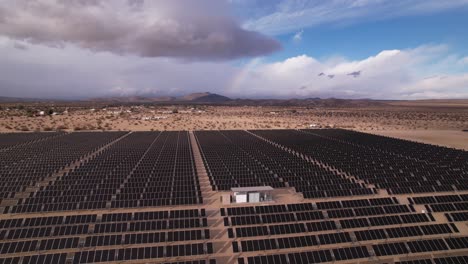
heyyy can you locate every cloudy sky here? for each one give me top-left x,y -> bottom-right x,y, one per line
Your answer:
1,0 -> 468,99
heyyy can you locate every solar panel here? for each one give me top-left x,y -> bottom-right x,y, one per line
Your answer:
1,129 -> 468,263
332,246 -> 369,261
407,239 -> 448,253
373,242 -> 409,256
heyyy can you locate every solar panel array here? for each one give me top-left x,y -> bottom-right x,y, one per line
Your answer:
195,130 -> 374,197
229,200 -> 466,264
1,129 -> 468,263
0,132 -> 64,150
251,129 -> 468,195
0,132 -> 126,201
6,131 -> 201,213
0,209 -> 213,263
116,131 -> 202,207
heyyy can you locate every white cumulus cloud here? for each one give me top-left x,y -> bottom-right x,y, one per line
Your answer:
227,45 -> 468,99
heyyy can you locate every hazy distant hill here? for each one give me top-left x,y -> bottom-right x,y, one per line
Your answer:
227,97 -> 385,107
0,96 -> 57,103
89,96 -> 176,103
2,94 -> 467,108
182,92 -> 231,103
89,92 -> 231,103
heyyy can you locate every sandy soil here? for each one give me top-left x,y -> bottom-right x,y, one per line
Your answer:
367,129 -> 468,151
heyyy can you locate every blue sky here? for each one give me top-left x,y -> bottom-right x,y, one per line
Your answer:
0,0 -> 467,99
272,8 -> 468,62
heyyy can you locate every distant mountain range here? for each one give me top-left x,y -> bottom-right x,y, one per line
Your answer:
89,92 -> 232,103
2,93 -> 379,106
0,96 -> 55,103
226,97 -> 384,107
1,93 -> 467,108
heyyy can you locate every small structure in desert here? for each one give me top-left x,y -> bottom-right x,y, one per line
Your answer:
229,186 -> 274,204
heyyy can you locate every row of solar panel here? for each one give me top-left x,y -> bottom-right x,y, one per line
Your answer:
1,225 -> 88,240
73,243 -> 213,263
300,188 -> 377,198
232,223 -> 456,252
6,202 -> 107,213
396,256 -> 468,264
21,190 -> 201,203
92,229 -> 210,246
223,204 -> 415,227
228,222 -> 332,238
224,210 -> 431,227
409,194 -> 468,204
425,202 -> 468,212
238,245 -> 368,264
0,237 -> 79,254
238,236 -> 468,264
0,248 -> 215,264
446,212 -> 468,222
0,253 -> 67,264
0,232 -> 211,258
1,219 -> 208,241
0,209 -> 205,229
221,197 -> 399,216
94,219 -> 208,234
229,221 -> 456,239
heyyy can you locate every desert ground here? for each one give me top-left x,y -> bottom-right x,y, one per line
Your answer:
1,103 -> 468,263
1,101 -> 467,150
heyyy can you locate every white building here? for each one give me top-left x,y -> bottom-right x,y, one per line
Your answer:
229,186 -> 274,204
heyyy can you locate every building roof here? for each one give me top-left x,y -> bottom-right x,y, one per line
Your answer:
231,186 -> 274,192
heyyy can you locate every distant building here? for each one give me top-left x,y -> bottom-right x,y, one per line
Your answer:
228,186 -> 274,204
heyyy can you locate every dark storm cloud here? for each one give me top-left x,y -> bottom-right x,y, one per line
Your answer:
0,0 -> 280,60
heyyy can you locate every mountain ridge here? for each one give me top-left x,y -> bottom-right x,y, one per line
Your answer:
1,94 -> 467,108
88,92 -> 231,103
